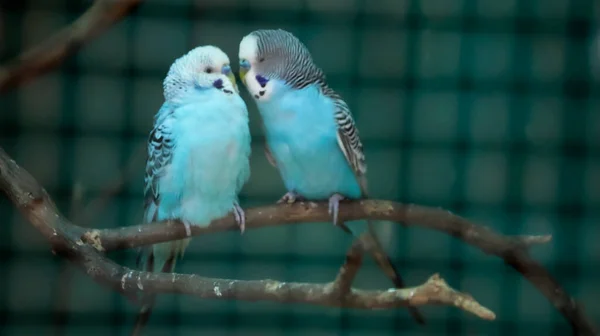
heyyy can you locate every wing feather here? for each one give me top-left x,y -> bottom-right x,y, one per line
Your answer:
321,86 -> 369,196
143,105 -> 176,222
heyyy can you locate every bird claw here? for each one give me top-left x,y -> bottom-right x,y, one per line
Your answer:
277,191 -> 305,204
328,193 -> 346,226
182,220 -> 192,237
232,202 -> 245,233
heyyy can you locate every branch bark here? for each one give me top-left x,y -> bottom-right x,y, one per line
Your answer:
80,200 -> 599,335
83,202 -> 553,253
331,237 -> 365,298
0,0 -> 142,93
78,190 -> 596,333
0,147 -> 495,321
117,271 -> 495,319
0,146 -> 597,333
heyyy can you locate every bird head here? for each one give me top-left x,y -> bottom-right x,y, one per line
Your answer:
238,29 -> 317,101
163,45 -> 238,101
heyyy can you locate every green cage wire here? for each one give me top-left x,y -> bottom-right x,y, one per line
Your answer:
0,0 -> 599,335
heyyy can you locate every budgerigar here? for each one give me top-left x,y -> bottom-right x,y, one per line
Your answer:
238,29 -> 424,324
132,45 -> 251,335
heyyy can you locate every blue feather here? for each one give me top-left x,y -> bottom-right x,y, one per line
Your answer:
259,80 -> 361,200
133,75 -> 251,336
241,28 -> 425,325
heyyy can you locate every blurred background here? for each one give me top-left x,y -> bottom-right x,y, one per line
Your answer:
1,0 -> 599,335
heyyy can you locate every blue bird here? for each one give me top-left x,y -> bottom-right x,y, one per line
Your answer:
238,29 -> 424,324
132,45 -> 251,335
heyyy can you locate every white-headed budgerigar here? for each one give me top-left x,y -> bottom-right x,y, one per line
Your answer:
132,45 -> 251,335
238,29 -> 425,324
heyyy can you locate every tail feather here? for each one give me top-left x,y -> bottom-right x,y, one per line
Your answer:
341,221 -> 426,325
364,227 -> 426,325
130,248 -> 177,336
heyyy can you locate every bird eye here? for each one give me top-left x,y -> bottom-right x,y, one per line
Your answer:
258,57 -> 265,63
206,67 -> 213,73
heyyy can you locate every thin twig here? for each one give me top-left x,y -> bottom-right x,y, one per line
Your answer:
331,237 -> 365,298
0,0 -> 142,93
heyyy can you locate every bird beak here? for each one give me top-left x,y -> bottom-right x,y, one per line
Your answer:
239,59 -> 250,86
221,65 -> 238,92
227,72 -> 238,92
239,68 -> 248,86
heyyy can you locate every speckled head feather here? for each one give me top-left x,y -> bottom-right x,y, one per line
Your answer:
163,45 -> 235,101
239,29 -> 327,89
238,29 -> 367,176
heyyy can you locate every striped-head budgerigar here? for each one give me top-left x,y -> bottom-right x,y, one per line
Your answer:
238,29 -> 425,324
132,45 -> 251,335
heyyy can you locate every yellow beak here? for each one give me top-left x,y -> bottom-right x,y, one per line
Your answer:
239,68 -> 249,86
226,72 -> 238,92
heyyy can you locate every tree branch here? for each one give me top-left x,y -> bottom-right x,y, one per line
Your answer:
77,188 -> 598,333
117,271 -> 495,319
331,237 -> 365,298
51,182 -> 85,336
82,202 -> 552,253
0,146 -> 597,333
0,0 -> 142,93
0,146 -> 495,321
80,200 -> 600,335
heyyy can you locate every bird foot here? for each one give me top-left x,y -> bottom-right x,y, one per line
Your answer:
232,201 -> 246,234
277,191 -> 305,204
328,193 -> 346,226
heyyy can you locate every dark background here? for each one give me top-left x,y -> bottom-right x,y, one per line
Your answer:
0,0 -> 599,335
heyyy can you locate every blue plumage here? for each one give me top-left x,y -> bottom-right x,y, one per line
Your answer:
143,88 -> 250,271
259,81 -> 361,200
132,46 -> 250,336
238,29 -> 425,325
